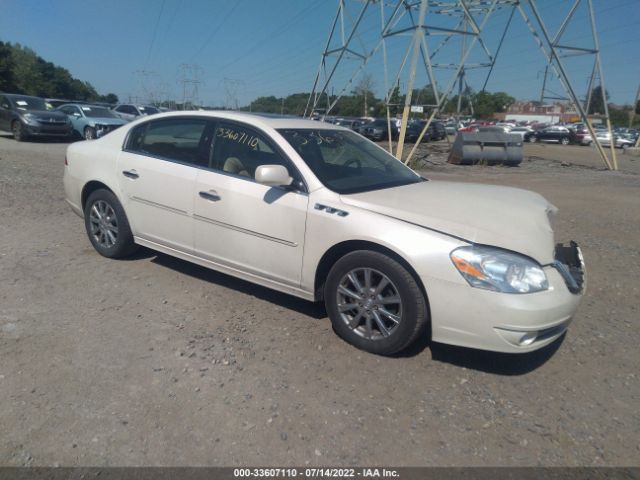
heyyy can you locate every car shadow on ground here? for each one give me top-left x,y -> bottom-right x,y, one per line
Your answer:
150,252 -> 327,320
427,334 -> 566,375
144,250 -> 564,372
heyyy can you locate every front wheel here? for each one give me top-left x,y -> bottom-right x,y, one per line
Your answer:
12,121 -> 26,142
84,126 -> 96,140
528,136 -> 537,143
324,251 -> 428,356
84,189 -> 137,258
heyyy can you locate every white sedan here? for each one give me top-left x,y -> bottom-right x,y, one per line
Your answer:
64,111 -> 585,356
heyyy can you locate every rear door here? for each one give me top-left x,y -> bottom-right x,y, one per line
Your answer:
117,116 -> 214,252
193,121 -> 308,287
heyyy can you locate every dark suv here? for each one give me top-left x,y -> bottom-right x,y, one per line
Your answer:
363,119 -> 398,141
526,126 -> 578,145
0,93 -> 73,141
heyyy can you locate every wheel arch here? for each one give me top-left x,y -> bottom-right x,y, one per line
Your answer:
81,180 -> 115,211
314,240 -> 430,309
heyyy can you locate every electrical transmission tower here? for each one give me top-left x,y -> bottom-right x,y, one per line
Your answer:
306,0 -> 617,170
133,69 -> 162,105
223,78 -> 244,110
178,64 -> 203,110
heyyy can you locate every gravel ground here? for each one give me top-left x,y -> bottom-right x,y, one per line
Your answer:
0,134 -> 638,467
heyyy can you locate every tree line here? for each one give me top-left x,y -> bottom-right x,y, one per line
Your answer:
0,41 -> 118,103
242,76 -> 516,120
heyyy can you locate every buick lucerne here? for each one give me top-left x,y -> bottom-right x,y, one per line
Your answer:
63,112 -> 585,356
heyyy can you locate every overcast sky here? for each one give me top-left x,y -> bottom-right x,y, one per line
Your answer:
1,0 -> 637,107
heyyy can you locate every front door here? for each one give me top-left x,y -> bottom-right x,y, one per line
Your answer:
194,121 -> 308,287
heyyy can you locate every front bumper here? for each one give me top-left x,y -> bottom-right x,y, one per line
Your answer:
25,121 -> 73,137
94,123 -> 123,138
427,242 -> 585,353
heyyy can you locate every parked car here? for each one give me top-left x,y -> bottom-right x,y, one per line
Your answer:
508,126 -> 534,139
445,121 -> 463,135
405,121 -> 432,143
0,93 -> 73,141
428,121 -> 447,141
526,126 -> 578,145
594,131 -> 634,149
58,103 -> 127,140
64,111 -> 584,356
363,118 -> 398,141
112,104 -> 160,122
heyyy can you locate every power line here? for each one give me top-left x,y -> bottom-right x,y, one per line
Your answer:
145,0 -> 167,66
192,0 -> 244,60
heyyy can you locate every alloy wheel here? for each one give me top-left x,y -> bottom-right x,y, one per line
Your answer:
88,200 -> 119,249
336,268 -> 403,340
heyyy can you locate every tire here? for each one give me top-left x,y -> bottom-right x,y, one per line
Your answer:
12,121 -> 26,142
84,189 -> 137,258
560,137 -> 570,145
324,250 -> 428,356
84,126 -> 96,140
528,136 -> 537,143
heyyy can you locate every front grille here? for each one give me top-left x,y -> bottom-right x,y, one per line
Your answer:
37,119 -> 67,126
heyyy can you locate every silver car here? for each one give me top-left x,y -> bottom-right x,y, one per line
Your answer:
63,112 -> 585,356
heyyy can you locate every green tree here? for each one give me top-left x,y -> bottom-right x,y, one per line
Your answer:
0,41 -> 16,91
588,85 -> 609,115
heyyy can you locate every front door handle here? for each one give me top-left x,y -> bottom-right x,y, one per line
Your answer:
122,169 -> 139,179
199,190 -> 221,202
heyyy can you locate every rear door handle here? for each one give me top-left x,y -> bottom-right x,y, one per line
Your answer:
199,190 -> 221,202
122,169 -> 139,179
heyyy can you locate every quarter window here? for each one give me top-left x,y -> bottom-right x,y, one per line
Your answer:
126,118 -> 211,167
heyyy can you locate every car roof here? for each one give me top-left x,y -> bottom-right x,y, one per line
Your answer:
59,103 -> 110,108
3,93 -> 42,100
140,110 -> 348,131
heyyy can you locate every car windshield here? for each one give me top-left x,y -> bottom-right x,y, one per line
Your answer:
278,128 -> 422,194
82,107 -> 118,118
140,106 -> 159,114
11,96 -> 48,111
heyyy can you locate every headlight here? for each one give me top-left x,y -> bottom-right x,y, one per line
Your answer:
450,246 -> 548,294
22,113 -> 39,125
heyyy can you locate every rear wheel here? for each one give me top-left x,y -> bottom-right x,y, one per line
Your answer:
84,189 -> 137,258
560,137 -> 570,145
325,251 -> 428,356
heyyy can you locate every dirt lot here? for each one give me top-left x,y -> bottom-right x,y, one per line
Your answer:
0,134 -> 638,467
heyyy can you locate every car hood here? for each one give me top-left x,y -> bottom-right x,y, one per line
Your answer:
340,180 -> 558,264
24,110 -> 68,120
88,117 -> 127,125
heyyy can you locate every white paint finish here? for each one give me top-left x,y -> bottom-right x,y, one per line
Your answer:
340,180 -> 558,264
194,169 -> 308,287
117,151 -> 195,252
63,110 -> 584,354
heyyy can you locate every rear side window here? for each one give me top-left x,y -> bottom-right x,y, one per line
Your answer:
126,118 -> 212,168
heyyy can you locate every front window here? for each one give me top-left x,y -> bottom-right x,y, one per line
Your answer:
82,106 -> 118,118
139,106 -> 159,115
11,96 -> 48,111
278,129 -> 422,194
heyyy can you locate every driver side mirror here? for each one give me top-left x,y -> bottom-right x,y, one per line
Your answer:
255,165 -> 292,187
